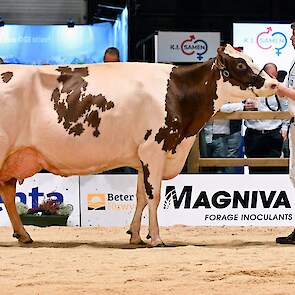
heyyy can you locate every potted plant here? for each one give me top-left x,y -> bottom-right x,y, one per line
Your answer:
16,199 -> 73,227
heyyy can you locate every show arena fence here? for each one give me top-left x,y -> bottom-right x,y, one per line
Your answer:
187,111 -> 293,173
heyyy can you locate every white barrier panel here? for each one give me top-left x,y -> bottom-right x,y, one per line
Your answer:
0,174 -> 80,226
80,175 -> 148,227
1,174 -> 295,227
159,175 -> 295,226
80,174 -> 295,227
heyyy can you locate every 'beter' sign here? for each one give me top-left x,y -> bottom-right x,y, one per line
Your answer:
159,175 -> 295,226
80,175 -> 148,227
156,31 -> 220,63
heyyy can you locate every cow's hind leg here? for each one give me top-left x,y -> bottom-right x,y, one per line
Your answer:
138,144 -> 165,247
0,179 -> 33,243
127,170 -> 147,245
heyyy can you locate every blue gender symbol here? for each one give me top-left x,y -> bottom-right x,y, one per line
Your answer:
272,32 -> 287,56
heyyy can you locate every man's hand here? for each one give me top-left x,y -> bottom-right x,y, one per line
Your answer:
276,83 -> 287,98
276,83 -> 295,99
280,129 -> 288,141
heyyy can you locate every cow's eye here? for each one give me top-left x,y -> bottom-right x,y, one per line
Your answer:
237,63 -> 247,70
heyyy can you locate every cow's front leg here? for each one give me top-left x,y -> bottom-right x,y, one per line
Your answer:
127,170 -> 147,245
0,179 -> 33,243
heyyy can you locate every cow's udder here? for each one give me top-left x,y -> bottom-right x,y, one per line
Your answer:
0,147 -> 51,182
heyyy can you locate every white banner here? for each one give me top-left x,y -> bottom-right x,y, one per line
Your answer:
1,174 -> 295,227
80,174 -> 295,227
0,174 -> 80,226
159,175 -> 295,226
80,175 -> 148,227
156,31 -> 220,63
233,23 -> 293,72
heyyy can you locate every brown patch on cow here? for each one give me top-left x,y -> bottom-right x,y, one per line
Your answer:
144,129 -> 152,140
51,66 -> 115,137
140,160 -> 153,199
155,62 -> 220,153
1,71 -> 13,83
69,123 -> 84,136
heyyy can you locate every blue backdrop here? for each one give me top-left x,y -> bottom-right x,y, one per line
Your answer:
0,8 -> 128,64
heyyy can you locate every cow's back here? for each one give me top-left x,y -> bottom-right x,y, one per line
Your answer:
0,63 -> 174,176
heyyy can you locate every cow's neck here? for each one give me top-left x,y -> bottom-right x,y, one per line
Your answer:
166,60 -> 220,139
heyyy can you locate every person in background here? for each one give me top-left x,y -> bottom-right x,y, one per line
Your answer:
200,102 -> 244,174
103,47 -> 120,62
243,63 -> 288,174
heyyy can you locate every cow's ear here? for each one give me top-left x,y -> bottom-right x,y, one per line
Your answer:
216,46 -> 226,70
217,45 -> 226,55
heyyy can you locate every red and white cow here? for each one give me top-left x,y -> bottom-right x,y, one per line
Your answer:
0,44 -> 277,246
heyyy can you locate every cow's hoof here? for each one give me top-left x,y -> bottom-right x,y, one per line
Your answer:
13,233 -> 33,244
130,239 -> 146,245
150,239 -> 166,247
127,230 -> 146,245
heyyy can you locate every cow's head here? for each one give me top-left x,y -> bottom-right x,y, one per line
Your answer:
214,44 -> 278,101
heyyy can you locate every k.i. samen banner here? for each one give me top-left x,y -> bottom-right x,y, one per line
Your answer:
233,23 -> 294,72
1,174 -> 295,227
156,31 -> 221,63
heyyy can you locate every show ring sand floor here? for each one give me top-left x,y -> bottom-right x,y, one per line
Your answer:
1,225 -> 295,295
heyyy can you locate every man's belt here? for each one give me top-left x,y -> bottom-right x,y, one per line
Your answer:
247,126 -> 281,135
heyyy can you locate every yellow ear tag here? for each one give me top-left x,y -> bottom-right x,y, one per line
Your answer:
167,151 -> 173,159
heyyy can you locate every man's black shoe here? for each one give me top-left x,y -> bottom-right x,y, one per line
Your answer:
276,230 -> 295,244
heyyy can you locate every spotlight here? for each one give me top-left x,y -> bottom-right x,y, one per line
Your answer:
67,18 -> 75,28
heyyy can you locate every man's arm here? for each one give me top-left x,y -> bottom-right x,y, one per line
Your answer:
277,83 -> 295,100
277,87 -> 291,140
219,102 -> 244,113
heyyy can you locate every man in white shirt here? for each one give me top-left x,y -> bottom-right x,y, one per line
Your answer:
243,63 -> 288,174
